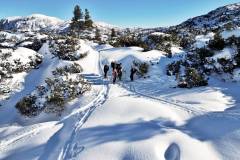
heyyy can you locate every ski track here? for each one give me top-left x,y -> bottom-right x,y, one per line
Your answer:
119,82 -> 205,116
60,83 -> 109,160
59,48 -> 110,160
0,122 -> 56,153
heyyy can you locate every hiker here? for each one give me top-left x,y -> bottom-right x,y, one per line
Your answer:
112,68 -> 118,84
111,61 -> 116,70
116,63 -> 123,81
130,67 -> 137,81
103,64 -> 109,78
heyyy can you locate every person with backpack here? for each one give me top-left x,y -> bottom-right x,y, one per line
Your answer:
111,61 -> 116,70
130,67 -> 137,81
117,63 -> 123,81
112,68 -> 118,84
103,64 -> 109,79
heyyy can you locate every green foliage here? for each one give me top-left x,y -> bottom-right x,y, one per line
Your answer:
49,36 -> 83,61
52,63 -> 83,76
208,33 -> 225,50
15,96 -> 41,117
165,43 -> 172,58
166,61 -> 181,76
95,28 -> 101,41
111,28 -> 117,38
84,9 -> 93,28
133,61 -> 149,76
113,35 -> 149,51
70,5 -> 84,36
138,62 -> 149,75
196,48 -> 214,61
235,53 -> 240,67
181,67 -> 208,88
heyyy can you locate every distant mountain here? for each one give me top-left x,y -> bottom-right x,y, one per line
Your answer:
0,14 -> 64,32
171,3 -> 240,34
0,14 -> 120,34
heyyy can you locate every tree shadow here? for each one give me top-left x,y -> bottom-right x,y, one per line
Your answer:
75,118 -> 177,147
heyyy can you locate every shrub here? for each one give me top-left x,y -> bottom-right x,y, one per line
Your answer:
166,61 -> 181,76
217,58 -> 235,73
133,61 -> 149,76
196,48 -> 214,61
138,62 -> 149,75
49,36 -> 82,61
181,67 -> 208,88
208,33 -> 225,50
52,63 -> 83,76
15,96 -> 42,117
235,53 -> 240,67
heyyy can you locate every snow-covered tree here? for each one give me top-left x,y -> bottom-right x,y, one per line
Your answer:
95,28 -> 101,41
84,9 -> 93,28
70,5 -> 84,37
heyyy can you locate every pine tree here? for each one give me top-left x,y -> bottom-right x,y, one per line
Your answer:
95,28 -> 101,41
70,5 -> 84,37
111,28 -> 116,38
84,9 -> 93,28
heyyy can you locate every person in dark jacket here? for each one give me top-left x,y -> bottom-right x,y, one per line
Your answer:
116,63 -> 122,81
103,64 -> 109,78
111,61 -> 116,70
112,69 -> 118,84
130,67 -> 137,81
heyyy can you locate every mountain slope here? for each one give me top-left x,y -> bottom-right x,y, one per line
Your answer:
171,3 -> 240,34
0,14 -> 64,32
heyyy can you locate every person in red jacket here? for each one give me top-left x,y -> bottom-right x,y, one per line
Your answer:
112,69 -> 118,84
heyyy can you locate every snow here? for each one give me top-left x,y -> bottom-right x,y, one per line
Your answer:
150,32 -> 170,37
8,47 -> 39,63
212,47 -> 235,61
221,28 -> 240,39
194,32 -> 214,48
1,38 -> 240,160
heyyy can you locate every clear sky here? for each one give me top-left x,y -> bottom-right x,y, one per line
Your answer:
0,0 -> 239,28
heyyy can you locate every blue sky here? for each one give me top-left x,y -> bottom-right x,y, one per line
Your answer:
0,0 -> 239,28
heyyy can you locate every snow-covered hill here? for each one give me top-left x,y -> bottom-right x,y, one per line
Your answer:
171,3 -> 240,34
0,14 -> 64,32
0,14 -> 121,34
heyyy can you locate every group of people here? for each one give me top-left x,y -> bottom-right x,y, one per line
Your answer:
103,61 -> 138,83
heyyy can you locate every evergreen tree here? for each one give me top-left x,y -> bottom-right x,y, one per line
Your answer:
111,28 -> 117,38
70,5 -> 84,37
95,28 -> 101,41
84,9 -> 93,28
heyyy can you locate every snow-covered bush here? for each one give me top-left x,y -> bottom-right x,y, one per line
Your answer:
15,64 -> 91,117
44,75 -> 90,115
196,48 -> 214,61
179,67 -> 208,88
112,35 -> 149,51
0,48 -> 42,77
15,96 -> 42,117
49,35 -> 87,61
133,61 -> 149,76
208,33 -> 225,50
18,38 -> 43,51
52,63 -> 83,76
166,61 -> 181,76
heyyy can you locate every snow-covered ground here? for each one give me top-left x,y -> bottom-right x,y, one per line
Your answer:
1,41 -> 240,160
